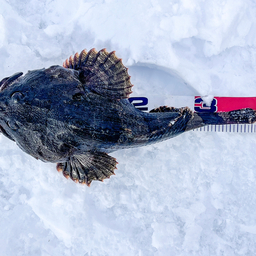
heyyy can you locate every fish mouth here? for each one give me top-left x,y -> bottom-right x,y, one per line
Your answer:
0,124 -> 14,141
0,72 -> 23,92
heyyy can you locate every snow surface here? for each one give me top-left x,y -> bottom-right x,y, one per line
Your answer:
1,0 -> 256,255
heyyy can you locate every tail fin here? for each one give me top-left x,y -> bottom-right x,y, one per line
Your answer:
137,107 -> 256,145
185,108 -> 256,131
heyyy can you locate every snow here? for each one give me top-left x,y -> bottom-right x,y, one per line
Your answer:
1,0 -> 256,255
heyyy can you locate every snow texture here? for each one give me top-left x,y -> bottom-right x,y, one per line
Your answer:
1,0 -> 256,255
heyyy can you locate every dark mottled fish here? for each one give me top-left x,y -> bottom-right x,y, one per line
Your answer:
0,48 -> 255,186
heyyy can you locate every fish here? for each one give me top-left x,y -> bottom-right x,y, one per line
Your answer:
0,48 -> 255,186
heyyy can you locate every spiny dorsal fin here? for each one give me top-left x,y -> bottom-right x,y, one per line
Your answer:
57,150 -> 117,186
63,48 -> 133,99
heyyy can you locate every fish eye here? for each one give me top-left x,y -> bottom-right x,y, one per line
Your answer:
72,92 -> 84,101
11,91 -> 24,103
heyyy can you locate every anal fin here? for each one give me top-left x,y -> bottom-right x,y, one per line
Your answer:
57,151 -> 117,186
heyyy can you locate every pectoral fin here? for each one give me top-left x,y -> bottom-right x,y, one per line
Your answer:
57,151 -> 117,186
63,48 -> 133,99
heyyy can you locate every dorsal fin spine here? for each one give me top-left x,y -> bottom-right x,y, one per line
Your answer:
93,49 -> 108,68
69,56 -> 74,68
73,52 -> 79,69
82,48 -> 97,67
78,49 -> 88,67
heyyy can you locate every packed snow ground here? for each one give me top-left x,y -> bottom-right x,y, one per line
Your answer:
1,0 -> 256,255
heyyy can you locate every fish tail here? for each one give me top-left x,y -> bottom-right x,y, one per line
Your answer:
144,106 -> 193,144
185,108 -> 256,131
143,107 -> 256,144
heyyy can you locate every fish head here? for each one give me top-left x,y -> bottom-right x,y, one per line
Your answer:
0,65 -> 81,141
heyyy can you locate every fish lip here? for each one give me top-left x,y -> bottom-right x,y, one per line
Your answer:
0,72 -> 23,92
0,124 -> 13,141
